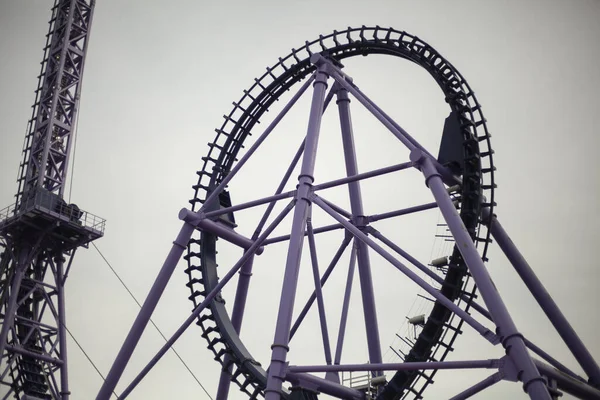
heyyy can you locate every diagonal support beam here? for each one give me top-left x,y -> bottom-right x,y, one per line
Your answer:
412,150 -> 552,400
289,235 -> 352,340
312,194 -> 498,344
306,217 -> 333,366
449,372 -> 504,400
117,200 -> 295,399
199,74 -> 315,213
484,208 -> 600,386
336,85 -> 383,371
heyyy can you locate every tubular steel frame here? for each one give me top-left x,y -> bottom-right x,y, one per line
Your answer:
0,1 -> 102,399
97,27 -> 599,400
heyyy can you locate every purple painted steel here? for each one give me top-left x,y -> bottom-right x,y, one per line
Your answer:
56,253 -> 69,399
180,212 -> 264,255
229,260 -> 256,332
328,63 -> 460,186
337,86 -> 383,370
97,222 -> 196,399
523,337 -> 582,381
16,0 -> 96,203
319,197 -> 352,219
229,141 -> 306,400
327,68 -> 414,152
333,241 -> 357,365
0,2 -> 101,397
289,236 -> 352,340
263,222 -> 344,245
252,139 -> 305,238
414,151 -> 551,400
368,226 -> 493,321
332,70 -> 435,160
368,227 -> 445,285
449,372 -> 503,400
0,249 -> 28,360
216,255 -> 255,400
313,161 -> 414,191
288,359 -> 500,373
118,201 -> 295,399
534,359 -> 600,400
367,201 -> 438,223
4,344 -> 63,365
265,62 -> 330,400
285,371 -> 365,400
307,217 -> 334,365
312,194 -> 498,343
486,211 -> 600,386
465,298 -> 492,321
203,190 -> 295,219
200,75 -> 315,213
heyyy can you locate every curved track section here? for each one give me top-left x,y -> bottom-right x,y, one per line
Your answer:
184,26 -> 496,399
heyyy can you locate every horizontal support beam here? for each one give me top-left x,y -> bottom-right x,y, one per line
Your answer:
6,345 -> 63,366
202,190 -> 295,219
313,161 -> 414,192
263,222 -> 344,245
179,210 -> 264,255
287,359 -> 501,373
285,371 -> 364,400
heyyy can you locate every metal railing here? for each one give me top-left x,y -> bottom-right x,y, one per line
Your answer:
0,189 -> 105,235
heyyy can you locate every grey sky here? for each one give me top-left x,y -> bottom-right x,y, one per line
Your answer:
1,1 -> 599,399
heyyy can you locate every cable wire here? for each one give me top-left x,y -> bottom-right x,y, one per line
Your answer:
91,242 -> 214,399
64,324 -> 118,399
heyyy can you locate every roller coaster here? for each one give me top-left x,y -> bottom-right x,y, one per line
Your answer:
1,2 -> 598,399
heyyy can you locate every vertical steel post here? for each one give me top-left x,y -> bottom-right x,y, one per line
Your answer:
413,150 -> 551,400
336,87 -> 383,368
264,59 -> 329,400
334,241 -> 357,365
56,251 -> 70,400
216,256 -> 254,400
97,222 -> 195,399
0,247 -> 29,358
485,210 -> 600,386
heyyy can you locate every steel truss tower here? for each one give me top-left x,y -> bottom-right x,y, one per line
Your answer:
0,1 -> 103,399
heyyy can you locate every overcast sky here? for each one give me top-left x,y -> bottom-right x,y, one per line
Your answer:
1,1 -> 599,399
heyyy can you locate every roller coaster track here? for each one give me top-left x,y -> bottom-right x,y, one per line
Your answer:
184,26 -> 496,399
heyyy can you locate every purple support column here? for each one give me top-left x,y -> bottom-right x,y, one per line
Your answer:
264,59 -> 330,400
289,236 -> 351,340
336,87 -> 383,369
288,359 -> 500,373
216,256 -> 255,400
333,241 -> 357,365
0,247 -> 29,359
313,161 -> 414,192
412,150 -> 551,400
485,210 -> 600,386
55,252 -> 69,400
307,218 -> 333,366
285,371 -> 364,400
200,75 -> 315,213
523,337 -> 581,381
534,359 -> 600,400
312,194 -> 497,344
97,222 -> 196,399
120,201 -> 295,398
